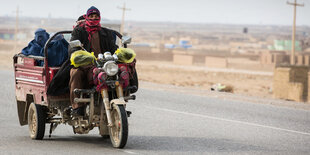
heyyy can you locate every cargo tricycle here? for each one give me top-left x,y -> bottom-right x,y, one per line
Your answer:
13,31 -> 137,148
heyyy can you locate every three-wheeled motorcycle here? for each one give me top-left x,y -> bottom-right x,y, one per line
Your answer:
13,31 -> 137,148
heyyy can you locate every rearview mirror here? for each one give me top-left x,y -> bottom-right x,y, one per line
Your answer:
69,40 -> 82,48
121,36 -> 131,44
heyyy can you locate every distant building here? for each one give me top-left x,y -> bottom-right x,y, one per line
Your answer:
268,40 -> 302,51
0,29 -> 14,40
0,29 -> 28,40
243,27 -> 248,34
164,39 -> 192,49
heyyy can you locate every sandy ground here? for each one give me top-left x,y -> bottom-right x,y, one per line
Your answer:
136,60 -> 274,99
0,39 -> 274,100
4,45 -> 310,109
140,81 -> 310,110
1,47 -> 274,99
0,51 -> 16,70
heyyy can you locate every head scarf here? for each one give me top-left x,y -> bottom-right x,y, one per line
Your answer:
85,6 -> 101,42
34,28 -> 50,47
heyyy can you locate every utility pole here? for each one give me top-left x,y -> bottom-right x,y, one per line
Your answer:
287,0 -> 304,65
14,6 -> 19,52
117,3 -> 131,35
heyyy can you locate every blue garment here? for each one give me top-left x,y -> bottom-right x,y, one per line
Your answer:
21,28 -> 49,57
46,35 -> 69,67
35,28 -> 50,47
21,40 -> 43,56
21,28 -> 68,67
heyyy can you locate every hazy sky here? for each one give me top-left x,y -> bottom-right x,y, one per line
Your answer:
1,0 -> 309,26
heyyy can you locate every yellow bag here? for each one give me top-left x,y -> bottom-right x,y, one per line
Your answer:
70,50 -> 96,67
115,48 -> 136,63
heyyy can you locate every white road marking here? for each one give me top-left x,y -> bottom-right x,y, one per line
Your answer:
121,150 -> 138,154
146,106 -> 310,136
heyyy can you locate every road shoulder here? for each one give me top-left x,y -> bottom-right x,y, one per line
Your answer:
140,81 -> 310,111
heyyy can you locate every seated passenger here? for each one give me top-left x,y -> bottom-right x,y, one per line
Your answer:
21,29 -> 68,67
21,28 -> 49,57
46,34 -> 68,67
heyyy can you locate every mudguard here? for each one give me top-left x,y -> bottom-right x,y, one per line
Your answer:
110,99 -> 126,105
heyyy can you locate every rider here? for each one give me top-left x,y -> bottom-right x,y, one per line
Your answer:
69,6 -> 118,116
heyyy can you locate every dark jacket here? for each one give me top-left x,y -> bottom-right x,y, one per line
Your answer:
69,26 -> 118,55
47,26 -> 119,96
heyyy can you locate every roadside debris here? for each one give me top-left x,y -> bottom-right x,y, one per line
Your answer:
211,83 -> 234,93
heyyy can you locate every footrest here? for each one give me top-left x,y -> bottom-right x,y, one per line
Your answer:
124,86 -> 138,93
124,95 -> 136,101
74,88 -> 96,95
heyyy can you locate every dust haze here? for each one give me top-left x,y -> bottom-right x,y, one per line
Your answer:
1,1 -> 310,101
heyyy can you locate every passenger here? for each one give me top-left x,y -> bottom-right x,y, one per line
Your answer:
69,6 -> 118,116
21,29 -> 68,67
21,28 -> 49,57
74,14 -> 86,28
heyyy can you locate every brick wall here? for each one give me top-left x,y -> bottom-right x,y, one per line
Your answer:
261,52 -> 272,64
297,55 -> 304,65
274,54 -> 290,66
173,54 -> 193,65
308,72 -> 310,102
260,51 -> 290,66
305,55 -> 310,66
273,66 -> 309,102
205,56 -> 228,68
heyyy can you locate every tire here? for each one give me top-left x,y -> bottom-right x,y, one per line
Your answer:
28,103 -> 46,140
108,104 -> 128,148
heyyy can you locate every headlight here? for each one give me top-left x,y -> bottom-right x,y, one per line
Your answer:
103,61 -> 118,76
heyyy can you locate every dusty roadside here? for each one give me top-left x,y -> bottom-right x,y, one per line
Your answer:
3,50 -> 310,110
140,81 -> 310,111
136,60 -> 274,99
135,60 -> 310,110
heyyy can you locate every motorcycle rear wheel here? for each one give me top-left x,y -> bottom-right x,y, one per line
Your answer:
108,104 -> 128,148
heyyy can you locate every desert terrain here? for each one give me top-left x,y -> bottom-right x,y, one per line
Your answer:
2,19 -> 309,102
136,60 -> 273,98
1,41 -> 274,100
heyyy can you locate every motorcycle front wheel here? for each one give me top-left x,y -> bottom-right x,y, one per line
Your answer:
109,104 -> 128,148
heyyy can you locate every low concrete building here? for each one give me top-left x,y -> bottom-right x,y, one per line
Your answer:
173,54 -> 193,65
205,56 -> 228,68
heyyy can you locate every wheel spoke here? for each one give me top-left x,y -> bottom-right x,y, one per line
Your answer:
110,108 -> 121,143
31,112 -> 37,135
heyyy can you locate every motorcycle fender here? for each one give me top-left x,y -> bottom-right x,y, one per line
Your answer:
110,99 -> 126,105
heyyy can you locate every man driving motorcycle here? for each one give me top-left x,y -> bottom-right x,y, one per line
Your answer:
69,6 -> 118,116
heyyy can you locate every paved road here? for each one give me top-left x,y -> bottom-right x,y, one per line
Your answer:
1,70 -> 310,155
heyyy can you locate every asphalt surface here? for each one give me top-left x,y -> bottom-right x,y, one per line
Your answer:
1,70 -> 310,155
